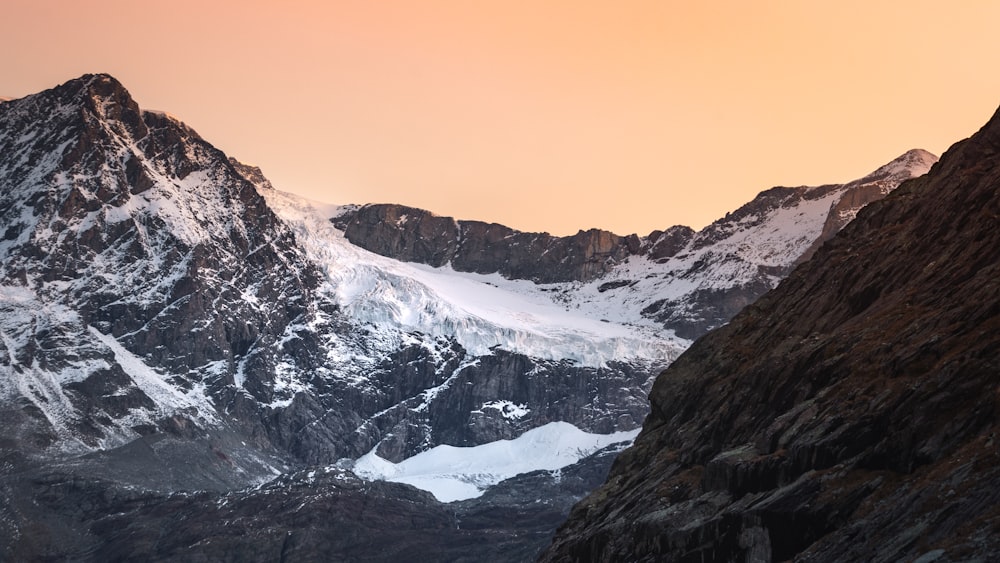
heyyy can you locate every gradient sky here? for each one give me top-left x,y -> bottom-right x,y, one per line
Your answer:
3,1 -> 1000,236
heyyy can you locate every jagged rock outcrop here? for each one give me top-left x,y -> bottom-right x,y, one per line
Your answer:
337,203 -> 643,283
541,110 -> 1000,561
0,74 -> 341,470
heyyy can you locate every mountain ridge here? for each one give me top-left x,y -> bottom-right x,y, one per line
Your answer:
0,73 -> 676,506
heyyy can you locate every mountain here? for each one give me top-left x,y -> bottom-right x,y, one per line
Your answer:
336,147 -> 936,339
0,74 -> 937,561
541,108 -> 1000,560
0,74 -> 677,560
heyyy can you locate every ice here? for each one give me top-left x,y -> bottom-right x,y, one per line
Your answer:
258,188 -> 686,368
480,400 -> 530,420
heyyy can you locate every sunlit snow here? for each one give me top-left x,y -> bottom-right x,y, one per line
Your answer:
259,188 -> 685,368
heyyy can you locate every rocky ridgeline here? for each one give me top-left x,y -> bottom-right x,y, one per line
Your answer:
541,108 -> 1000,561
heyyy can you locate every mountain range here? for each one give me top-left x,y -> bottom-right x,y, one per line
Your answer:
0,74 -> 954,561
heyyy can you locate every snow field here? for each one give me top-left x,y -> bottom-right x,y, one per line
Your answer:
353,421 -> 639,502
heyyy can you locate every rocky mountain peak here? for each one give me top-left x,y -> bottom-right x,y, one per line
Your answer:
76,73 -> 133,103
0,73 -> 331,463
337,203 -> 638,283
851,147 -> 937,186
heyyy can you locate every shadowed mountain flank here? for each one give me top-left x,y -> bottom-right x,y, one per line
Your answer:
541,110 -> 1000,561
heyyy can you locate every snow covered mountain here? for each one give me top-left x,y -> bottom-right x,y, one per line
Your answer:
0,74 -> 935,560
0,74 -> 684,477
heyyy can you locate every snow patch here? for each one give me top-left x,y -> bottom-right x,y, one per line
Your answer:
353,421 -> 639,502
480,400 -> 530,420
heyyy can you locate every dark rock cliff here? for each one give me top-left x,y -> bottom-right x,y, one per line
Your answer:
0,440 -> 628,562
336,203 -> 647,283
541,111 -> 1000,561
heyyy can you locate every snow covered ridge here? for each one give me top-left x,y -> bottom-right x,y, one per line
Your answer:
329,149 -> 937,340
257,187 -> 687,368
353,421 -> 639,502
254,146 -> 936,367
852,148 -> 937,185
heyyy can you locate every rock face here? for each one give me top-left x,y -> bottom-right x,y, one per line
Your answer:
0,74 -> 950,562
0,74 -> 323,466
337,203 -> 641,283
541,110 -> 1000,561
336,150 -> 936,340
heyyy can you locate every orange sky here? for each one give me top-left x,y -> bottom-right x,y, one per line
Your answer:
3,1 -> 1000,236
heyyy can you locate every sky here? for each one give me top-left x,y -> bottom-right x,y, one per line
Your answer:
3,1 -> 1000,236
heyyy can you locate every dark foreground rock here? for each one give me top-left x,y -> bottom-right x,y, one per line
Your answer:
0,444 -> 625,562
541,108 -> 1000,561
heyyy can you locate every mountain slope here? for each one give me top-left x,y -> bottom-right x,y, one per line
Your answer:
541,108 -> 1000,561
0,74 -> 323,470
